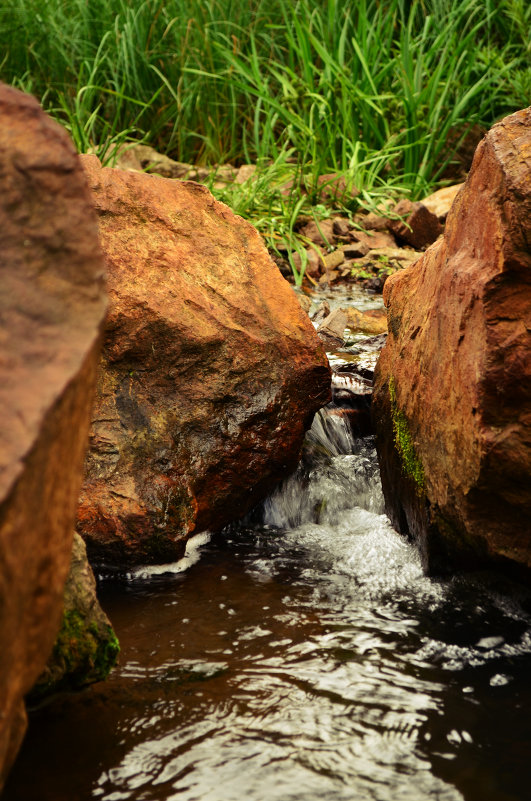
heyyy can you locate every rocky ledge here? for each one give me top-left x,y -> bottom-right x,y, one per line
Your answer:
372,107 -> 531,575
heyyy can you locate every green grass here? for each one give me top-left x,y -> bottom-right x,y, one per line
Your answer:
1,0 -> 529,283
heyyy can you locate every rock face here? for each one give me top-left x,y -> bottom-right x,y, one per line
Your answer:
373,108 -> 531,574
78,156 -> 331,566
31,534 -> 119,701
0,86 -> 107,787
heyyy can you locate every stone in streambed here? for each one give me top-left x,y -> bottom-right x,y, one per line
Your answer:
339,241 -> 370,259
30,534 -> 119,701
331,334 -> 388,436
346,307 -> 387,335
373,107 -> 531,574
78,156 -> 331,567
0,85 -> 107,788
311,302 -> 331,327
323,250 -> 346,271
350,229 -> 396,251
316,308 -> 348,348
387,198 -> 443,249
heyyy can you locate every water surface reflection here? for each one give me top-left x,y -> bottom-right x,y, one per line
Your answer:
5,416 -> 531,801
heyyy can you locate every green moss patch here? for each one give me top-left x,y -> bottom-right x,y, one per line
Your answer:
389,377 -> 425,493
31,610 -> 120,702
53,608 -> 119,683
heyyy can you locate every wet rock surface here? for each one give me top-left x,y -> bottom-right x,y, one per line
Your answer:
331,334 -> 387,436
30,535 -> 119,701
78,155 -> 331,567
0,85 -> 106,787
373,108 -> 531,574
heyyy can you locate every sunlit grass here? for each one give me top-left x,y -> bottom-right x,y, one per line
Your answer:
1,0 -> 529,282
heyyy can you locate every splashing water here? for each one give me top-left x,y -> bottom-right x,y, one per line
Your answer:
5,406 -> 531,801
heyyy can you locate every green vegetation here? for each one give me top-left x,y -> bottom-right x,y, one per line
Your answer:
389,377 -> 425,491
30,609 -> 120,702
1,0 -> 529,281
53,608 -> 120,683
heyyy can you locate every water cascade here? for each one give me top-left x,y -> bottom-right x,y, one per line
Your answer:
5,369 -> 531,801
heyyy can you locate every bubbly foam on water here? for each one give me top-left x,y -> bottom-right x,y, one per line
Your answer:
84,407 -> 531,801
129,531 -> 212,579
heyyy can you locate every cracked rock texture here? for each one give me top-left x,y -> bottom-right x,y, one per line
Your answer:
0,85 -> 106,788
373,107 -> 531,574
78,156 -> 331,567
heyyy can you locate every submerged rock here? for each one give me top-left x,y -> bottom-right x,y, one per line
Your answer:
30,535 -> 119,701
0,85 -> 106,788
78,156 -> 331,567
373,108 -> 531,574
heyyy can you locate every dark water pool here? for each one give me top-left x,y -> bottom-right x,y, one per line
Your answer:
5,412 -> 531,801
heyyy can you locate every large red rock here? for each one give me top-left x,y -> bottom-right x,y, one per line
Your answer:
373,108 -> 531,574
77,156 -> 331,566
0,86 -> 107,788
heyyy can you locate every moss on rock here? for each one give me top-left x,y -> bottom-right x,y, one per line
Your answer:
389,377 -> 425,493
29,534 -> 119,702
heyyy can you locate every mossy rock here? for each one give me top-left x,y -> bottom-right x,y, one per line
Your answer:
389,376 -> 425,493
30,534 -> 119,702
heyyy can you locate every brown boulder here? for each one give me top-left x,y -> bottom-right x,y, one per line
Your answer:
347,307 -> 388,335
373,108 -> 531,574
387,198 -> 443,249
0,85 -> 106,787
78,156 -> 331,566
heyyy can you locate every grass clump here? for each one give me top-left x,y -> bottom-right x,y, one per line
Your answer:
1,0 -> 528,282
2,0 -> 527,172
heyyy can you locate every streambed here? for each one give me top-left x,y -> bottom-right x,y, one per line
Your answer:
5,289 -> 531,801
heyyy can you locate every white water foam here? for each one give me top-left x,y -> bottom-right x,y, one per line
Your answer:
128,531 -> 212,579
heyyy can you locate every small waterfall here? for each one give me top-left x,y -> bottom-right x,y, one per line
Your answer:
259,404 -> 384,531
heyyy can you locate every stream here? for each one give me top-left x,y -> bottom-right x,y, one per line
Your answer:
5,289 -> 531,801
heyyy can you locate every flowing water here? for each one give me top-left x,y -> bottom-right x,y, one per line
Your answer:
5,355 -> 531,801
